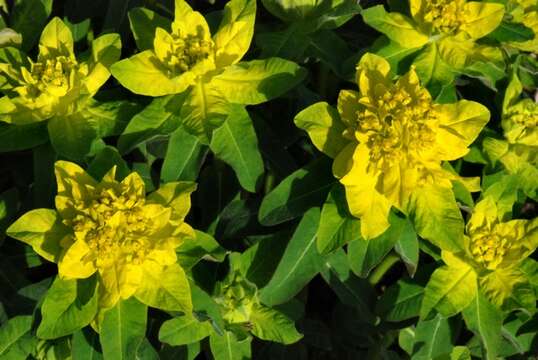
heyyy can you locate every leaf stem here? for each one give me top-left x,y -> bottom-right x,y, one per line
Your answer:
368,253 -> 400,285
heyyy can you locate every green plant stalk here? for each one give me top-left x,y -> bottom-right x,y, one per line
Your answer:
368,253 -> 400,285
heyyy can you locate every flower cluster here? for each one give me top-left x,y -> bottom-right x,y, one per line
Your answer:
8,161 -> 196,311
297,53 -> 488,239
0,18 -> 119,124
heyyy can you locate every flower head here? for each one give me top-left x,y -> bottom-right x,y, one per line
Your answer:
111,0 -> 255,97
410,0 -> 505,40
154,20 -> 215,78
362,1 -> 505,85
464,198 -> 536,272
313,53 -> 488,238
8,161 -> 196,311
418,0 -> 466,35
215,271 -> 258,324
0,18 -> 120,124
421,195 -> 537,318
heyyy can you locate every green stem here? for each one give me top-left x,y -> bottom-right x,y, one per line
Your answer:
264,170 -> 276,195
368,253 -> 400,285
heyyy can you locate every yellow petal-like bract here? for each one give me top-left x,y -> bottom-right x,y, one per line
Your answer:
319,53 -> 489,238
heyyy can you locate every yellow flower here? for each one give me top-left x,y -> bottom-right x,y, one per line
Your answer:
483,68 -> 537,199
0,18 -> 120,124
362,0 -> 505,85
502,70 -> 538,146
421,196 -> 537,318
411,0 -> 503,39
111,0 -> 256,98
7,161 -> 196,312
296,53 -> 489,241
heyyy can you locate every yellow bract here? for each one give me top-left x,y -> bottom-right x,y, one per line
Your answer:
332,53 -> 487,238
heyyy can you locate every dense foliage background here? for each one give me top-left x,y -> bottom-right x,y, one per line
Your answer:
0,0 -> 537,359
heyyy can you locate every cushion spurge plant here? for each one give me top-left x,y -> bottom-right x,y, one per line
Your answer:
295,53 -> 489,250
7,161 -> 196,314
421,195 -> 538,319
112,0 -> 305,142
362,0 -> 505,88
0,17 -> 120,124
483,62 -> 537,200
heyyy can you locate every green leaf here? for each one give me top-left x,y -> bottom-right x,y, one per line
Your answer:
319,249 -> 376,321
190,283 -> 225,334
306,30 -> 353,79
450,346 -> 472,360
250,304 -> 302,344
11,0 -> 53,51
0,122 -> 48,152
0,316 -> 34,358
135,262 -> 192,312
413,43 -> 456,94
87,146 -> 130,181
37,276 -> 98,339
179,80 -> 229,142
394,222 -> 419,277
317,185 -> 361,254
210,58 -> 307,105
256,25 -> 310,60
159,314 -> 212,346
294,101 -> 347,158
209,331 -> 251,360
64,18 -> 90,42
259,207 -> 324,306
210,105 -> 264,192
408,184 -> 465,253
487,21 -> 534,43
412,314 -> 453,360
118,94 -> 185,154
361,5 -> 428,48
6,209 -> 68,263
213,0 -> 256,68
72,328 -> 103,360
83,100 -> 142,139
48,113 -> 98,161
377,277 -> 424,322
399,327 -> 415,355
110,50 -> 189,96
176,230 -> 226,270
347,212 -> 412,278
462,291 -> 502,360
372,37 -> 421,71
240,231 -> 291,288
258,158 -> 335,226
421,262 -> 477,319
128,7 -> 172,51
99,297 -> 147,360
161,127 -> 207,182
